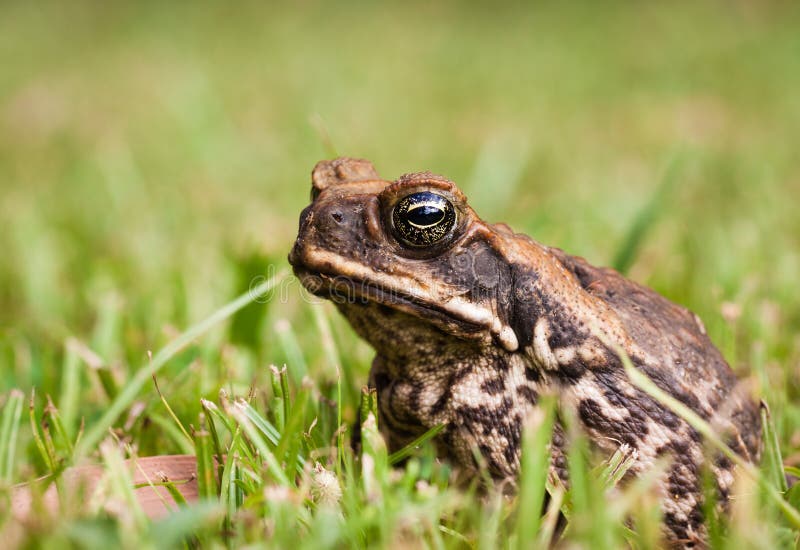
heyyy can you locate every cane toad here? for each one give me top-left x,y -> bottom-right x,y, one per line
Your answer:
288,157 -> 761,547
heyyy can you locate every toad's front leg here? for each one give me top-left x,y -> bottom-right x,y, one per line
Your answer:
368,355 -> 430,453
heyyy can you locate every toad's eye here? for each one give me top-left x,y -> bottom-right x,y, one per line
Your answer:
392,191 -> 456,247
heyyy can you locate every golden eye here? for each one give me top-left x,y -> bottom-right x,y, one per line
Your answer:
392,191 -> 456,247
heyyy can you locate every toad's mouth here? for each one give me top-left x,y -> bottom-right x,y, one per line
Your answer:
293,267 -> 485,335
289,246 -> 520,352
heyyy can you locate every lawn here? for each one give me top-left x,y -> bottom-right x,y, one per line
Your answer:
1,1 -> 799,548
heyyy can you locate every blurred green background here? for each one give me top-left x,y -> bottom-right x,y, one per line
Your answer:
1,1 -> 798,454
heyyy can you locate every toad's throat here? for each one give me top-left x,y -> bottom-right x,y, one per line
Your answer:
291,246 -> 520,351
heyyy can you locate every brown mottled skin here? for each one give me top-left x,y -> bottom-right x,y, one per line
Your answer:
289,158 -> 761,547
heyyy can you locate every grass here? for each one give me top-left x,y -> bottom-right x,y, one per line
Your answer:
1,0 -> 800,547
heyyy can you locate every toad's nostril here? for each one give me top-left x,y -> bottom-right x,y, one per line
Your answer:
331,211 -> 344,223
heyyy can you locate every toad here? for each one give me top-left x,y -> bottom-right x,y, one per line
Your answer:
288,157 -> 761,547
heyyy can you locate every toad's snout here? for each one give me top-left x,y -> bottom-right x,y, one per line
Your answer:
289,194 -> 384,272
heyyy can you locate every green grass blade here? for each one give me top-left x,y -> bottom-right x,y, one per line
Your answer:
761,403 -> 789,492
148,502 -> 223,548
612,154 -> 682,275
536,485 -> 565,548
28,389 -> 54,472
388,424 -> 445,466
235,398 -> 281,446
270,365 -> 287,432
58,340 -> 81,439
0,389 -> 24,482
228,399 -> 291,487
99,439 -> 148,531
200,399 -> 225,487
132,478 -> 189,508
44,395 -> 74,457
235,396 -> 306,473
195,412 -> 218,500
274,319 -> 308,383
74,271 -> 285,459
514,397 -> 555,548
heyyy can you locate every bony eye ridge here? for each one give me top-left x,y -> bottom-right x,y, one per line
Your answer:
392,191 -> 456,247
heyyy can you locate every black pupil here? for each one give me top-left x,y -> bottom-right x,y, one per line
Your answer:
408,204 -> 445,227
